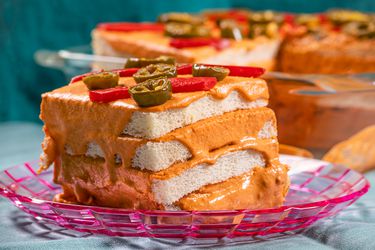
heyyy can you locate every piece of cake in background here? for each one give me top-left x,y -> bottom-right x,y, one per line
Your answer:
277,10 -> 375,74
39,60 -> 289,210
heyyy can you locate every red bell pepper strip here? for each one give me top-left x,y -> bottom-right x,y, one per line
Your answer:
112,68 -> 139,77
177,64 -> 265,78
97,22 -> 164,32
283,13 -> 295,26
206,10 -> 248,23
318,13 -> 328,24
170,77 -> 217,92
89,86 -> 130,103
170,38 -> 231,50
177,64 -> 193,74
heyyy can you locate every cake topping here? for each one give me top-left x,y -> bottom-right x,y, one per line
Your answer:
89,86 -> 130,103
178,64 -> 266,78
328,10 -> 370,26
129,78 -> 172,107
249,10 -> 283,24
342,21 -> 375,39
165,22 -> 210,38
192,64 -> 230,81
158,12 -> 204,25
83,71 -> 119,90
97,22 -> 164,32
169,37 -> 230,50
124,56 -> 175,68
133,63 -> 177,83
295,14 -> 320,33
220,19 -> 243,40
170,77 -> 217,92
248,11 -> 282,38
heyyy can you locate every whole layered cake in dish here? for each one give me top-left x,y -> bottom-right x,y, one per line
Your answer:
39,59 -> 289,210
92,9 -> 375,74
92,11 -> 285,70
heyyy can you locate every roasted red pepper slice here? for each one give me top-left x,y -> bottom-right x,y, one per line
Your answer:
318,13 -> 328,24
112,68 -> 139,77
170,77 -> 217,92
206,10 -> 248,23
70,68 -> 138,84
97,22 -> 164,32
283,13 -> 295,26
177,64 -> 193,74
170,38 -> 230,50
89,86 -> 130,103
177,64 -> 265,78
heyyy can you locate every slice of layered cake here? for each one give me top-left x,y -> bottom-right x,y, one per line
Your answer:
39,60 -> 289,210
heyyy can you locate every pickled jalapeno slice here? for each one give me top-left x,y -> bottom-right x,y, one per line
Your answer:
129,78 -> 172,107
328,10 -> 369,26
158,12 -> 203,25
249,10 -> 283,24
133,64 -> 177,83
343,21 -> 375,39
83,71 -> 119,90
124,56 -> 176,69
220,19 -> 243,40
165,23 -> 210,38
192,64 -> 230,81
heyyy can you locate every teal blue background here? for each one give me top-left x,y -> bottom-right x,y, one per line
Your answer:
1,0 -> 375,122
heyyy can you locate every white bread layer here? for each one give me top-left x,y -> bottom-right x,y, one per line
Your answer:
200,40 -> 280,66
152,149 -> 266,205
123,91 -> 268,139
132,141 -> 191,171
68,118 -> 275,172
132,120 -> 276,171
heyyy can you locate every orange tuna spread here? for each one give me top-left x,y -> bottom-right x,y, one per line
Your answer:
40,74 -> 288,210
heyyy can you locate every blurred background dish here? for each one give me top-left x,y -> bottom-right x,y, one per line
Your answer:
33,7 -> 375,158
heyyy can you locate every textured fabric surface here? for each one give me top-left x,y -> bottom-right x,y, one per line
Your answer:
1,0 -> 375,122
0,123 -> 374,249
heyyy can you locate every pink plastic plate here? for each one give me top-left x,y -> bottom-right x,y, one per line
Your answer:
0,155 -> 369,243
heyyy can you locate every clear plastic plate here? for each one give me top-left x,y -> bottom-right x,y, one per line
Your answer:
0,155 -> 369,244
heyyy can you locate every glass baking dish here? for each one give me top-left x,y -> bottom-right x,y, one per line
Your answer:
34,46 -> 375,157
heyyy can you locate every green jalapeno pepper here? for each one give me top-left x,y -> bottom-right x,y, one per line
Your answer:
133,64 -> 177,83
296,14 -> 320,33
124,56 -> 176,69
129,78 -> 172,107
165,23 -> 210,38
249,10 -> 283,25
220,20 -> 243,40
328,10 -> 369,26
158,12 -> 203,25
343,21 -> 375,39
192,64 -> 229,81
249,22 -> 279,39
83,71 -> 119,90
